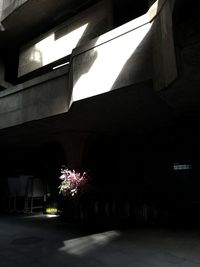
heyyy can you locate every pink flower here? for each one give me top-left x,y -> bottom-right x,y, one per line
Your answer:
58,167 -> 89,197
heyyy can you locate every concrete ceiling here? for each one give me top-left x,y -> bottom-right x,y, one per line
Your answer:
0,0 -> 149,49
0,81 -> 176,149
0,0 -> 96,49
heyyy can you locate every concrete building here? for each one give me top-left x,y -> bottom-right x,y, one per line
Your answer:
0,0 -> 199,224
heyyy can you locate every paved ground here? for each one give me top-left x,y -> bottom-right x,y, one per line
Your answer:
1,213 -> 200,267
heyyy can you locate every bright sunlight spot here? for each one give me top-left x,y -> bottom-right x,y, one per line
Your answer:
35,24 -> 88,66
59,230 -> 120,256
18,23 -> 88,76
72,0 -> 161,102
46,214 -> 59,218
72,22 -> 152,101
46,208 -> 59,214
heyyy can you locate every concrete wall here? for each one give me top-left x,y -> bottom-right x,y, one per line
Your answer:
0,58 -> 4,80
70,0 -> 177,102
151,0 -> 177,91
0,59 -> 5,90
0,66 -> 70,129
158,0 -> 200,113
0,0 -> 28,21
0,0 -> 4,87
0,0 -> 3,19
57,132 -> 90,169
18,0 -> 113,77
0,58 -> 12,89
71,19 -> 152,101
0,0 -> 4,30
0,0 -> 178,131
0,52 -> 14,90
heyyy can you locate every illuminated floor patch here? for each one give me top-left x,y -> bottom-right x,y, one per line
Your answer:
59,230 -> 120,256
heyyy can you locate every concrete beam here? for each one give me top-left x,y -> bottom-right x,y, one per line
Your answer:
0,66 -> 70,129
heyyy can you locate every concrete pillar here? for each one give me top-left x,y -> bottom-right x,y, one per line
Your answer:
151,0 -> 177,91
57,132 -> 89,170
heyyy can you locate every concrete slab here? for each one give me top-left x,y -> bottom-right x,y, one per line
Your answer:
1,213 -> 200,267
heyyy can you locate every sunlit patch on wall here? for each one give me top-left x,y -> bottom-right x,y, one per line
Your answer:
72,21 -> 152,101
35,24 -> 88,66
71,0 -> 162,102
18,23 -> 88,76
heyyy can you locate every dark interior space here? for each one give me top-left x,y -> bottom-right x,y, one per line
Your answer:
1,123 -> 200,228
113,0 -> 149,27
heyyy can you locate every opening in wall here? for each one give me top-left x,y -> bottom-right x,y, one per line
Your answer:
173,163 -> 192,171
17,0 -> 113,80
4,49 -> 19,85
112,0 -> 149,28
17,55 -> 71,84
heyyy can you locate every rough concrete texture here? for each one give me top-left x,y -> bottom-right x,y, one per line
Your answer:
0,67 -> 70,129
1,213 -> 200,267
18,0 -> 112,76
0,0 -> 28,21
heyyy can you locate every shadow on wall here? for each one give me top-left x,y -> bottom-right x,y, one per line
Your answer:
111,29 -> 152,91
71,15 -> 154,102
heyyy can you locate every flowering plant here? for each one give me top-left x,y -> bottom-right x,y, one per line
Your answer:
58,166 -> 88,197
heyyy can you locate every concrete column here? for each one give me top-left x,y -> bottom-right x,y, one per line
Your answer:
57,132 -> 89,170
151,0 -> 177,91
